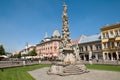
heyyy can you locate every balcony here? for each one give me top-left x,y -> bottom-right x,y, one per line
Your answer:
93,49 -> 102,53
102,38 -> 109,42
103,46 -> 118,51
115,35 -> 120,41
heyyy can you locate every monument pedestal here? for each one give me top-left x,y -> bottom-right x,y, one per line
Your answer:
47,61 -> 89,76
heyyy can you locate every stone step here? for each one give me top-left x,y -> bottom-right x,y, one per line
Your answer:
64,66 -> 83,70
63,65 -> 85,74
64,68 -> 83,72
59,71 -> 88,76
64,67 -> 83,70
64,69 -> 83,72
64,70 -> 84,73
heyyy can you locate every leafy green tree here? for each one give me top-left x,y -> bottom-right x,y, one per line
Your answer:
11,53 -> 22,58
29,49 -> 37,56
0,45 -> 6,55
17,52 -> 21,58
22,53 -> 29,57
10,55 -> 13,58
11,54 -> 18,58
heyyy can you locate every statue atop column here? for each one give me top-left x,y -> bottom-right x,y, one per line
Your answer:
59,3 -> 75,64
61,3 -> 72,49
47,3 -> 88,76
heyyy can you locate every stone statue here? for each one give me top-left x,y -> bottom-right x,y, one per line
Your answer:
63,3 -> 67,13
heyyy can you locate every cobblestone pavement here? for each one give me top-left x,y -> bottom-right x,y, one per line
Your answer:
28,67 -> 120,80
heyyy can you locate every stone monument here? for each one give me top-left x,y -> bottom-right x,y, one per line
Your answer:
47,3 -> 88,76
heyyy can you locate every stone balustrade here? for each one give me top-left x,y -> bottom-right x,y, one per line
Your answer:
82,60 -> 120,65
0,60 -> 40,68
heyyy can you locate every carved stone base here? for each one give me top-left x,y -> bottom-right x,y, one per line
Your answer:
64,53 -> 76,65
47,62 -> 89,76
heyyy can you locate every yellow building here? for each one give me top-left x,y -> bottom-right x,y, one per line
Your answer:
101,23 -> 120,61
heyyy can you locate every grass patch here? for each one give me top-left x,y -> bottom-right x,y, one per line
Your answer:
85,64 -> 120,72
0,64 -> 50,80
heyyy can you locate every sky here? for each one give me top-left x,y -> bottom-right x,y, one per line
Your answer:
0,0 -> 120,53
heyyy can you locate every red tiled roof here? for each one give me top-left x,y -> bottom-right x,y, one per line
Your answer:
72,37 -> 81,44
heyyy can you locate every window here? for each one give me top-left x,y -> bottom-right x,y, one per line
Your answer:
85,46 -> 87,51
119,29 -> 120,35
50,46 -> 52,50
103,33 -> 105,39
103,43 -> 106,49
115,30 -> 118,36
117,42 -> 120,47
110,31 -> 113,35
104,43 -> 107,49
110,31 -> 114,37
96,44 -> 101,50
99,45 -> 102,50
80,47 -> 83,52
96,45 -> 98,50
107,42 -> 110,48
54,46 -> 57,52
90,45 -> 93,51
106,32 -> 109,38
111,42 -> 114,48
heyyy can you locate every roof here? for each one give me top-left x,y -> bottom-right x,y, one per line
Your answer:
72,35 -> 87,44
79,34 -> 101,44
100,23 -> 120,31
52,29 -> 60,37
72,38 -> 80,44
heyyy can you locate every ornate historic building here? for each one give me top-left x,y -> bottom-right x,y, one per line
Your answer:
78,34 -> 102,61
36,29 -> 61,59
20,44 -> 36,56
72,35 -> 87,60
101,23 -> 120,61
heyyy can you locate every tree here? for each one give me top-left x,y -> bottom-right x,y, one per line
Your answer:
0,45 -> 6,55
17,52 -> 21,58
12,54 -> 18,58
22,53 -> 29,57
29,49 -> 37,56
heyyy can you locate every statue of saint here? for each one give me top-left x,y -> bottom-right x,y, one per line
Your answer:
63,3 -> 67,13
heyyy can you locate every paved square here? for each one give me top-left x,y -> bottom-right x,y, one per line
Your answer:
29,67 -> 120,80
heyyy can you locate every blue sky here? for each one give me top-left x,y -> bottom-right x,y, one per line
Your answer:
0,0 -> 120,53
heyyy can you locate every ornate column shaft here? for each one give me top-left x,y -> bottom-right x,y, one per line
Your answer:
61,3 -> 72,49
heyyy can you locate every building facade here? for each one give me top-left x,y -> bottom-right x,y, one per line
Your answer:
78,34 -> 102,61
20,44 -> 36,56
36,29 -> 61,59
19,23 -> 120,61
72,35 -> 87,60
101,23 -> 120,61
